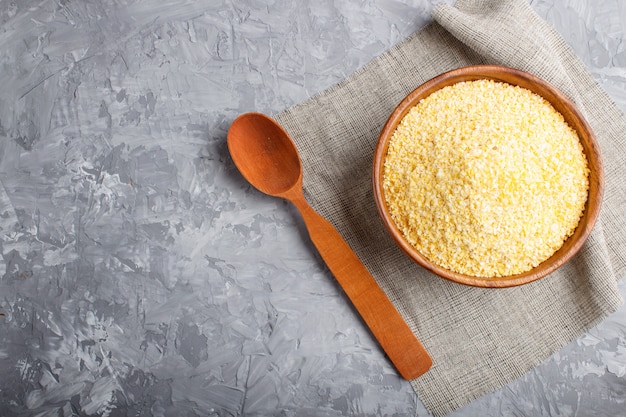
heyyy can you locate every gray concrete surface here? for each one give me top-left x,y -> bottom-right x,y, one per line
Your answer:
0,0 -> 624,416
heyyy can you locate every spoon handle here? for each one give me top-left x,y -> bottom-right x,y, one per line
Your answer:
291,194 -> 432,380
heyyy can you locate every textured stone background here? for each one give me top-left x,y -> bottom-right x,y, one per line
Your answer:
0,0 -> 624,416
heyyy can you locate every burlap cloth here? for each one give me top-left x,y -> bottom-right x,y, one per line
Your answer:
274,0 -> 626,415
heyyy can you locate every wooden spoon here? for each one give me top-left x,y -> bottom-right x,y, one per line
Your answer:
227,112 -> 432,380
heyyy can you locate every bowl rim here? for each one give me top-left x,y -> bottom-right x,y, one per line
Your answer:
372,64 -> 604,288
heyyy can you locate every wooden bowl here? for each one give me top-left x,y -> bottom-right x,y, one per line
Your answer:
372,65 -> 604,288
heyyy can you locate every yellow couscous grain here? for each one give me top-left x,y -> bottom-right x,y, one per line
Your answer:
383,79 -> 589,277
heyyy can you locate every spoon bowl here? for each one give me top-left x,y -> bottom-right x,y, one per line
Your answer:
228,113 -> 302,197
228,112 -> 432,380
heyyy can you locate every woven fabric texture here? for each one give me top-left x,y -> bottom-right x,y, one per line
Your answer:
274,0 -> 625,415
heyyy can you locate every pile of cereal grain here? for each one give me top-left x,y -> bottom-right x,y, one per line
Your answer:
383,79 -> 589,277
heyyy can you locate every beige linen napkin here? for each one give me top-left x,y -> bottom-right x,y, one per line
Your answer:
274,0 -> 626,415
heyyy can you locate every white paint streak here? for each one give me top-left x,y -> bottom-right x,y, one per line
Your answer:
81,376 -> 120,416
